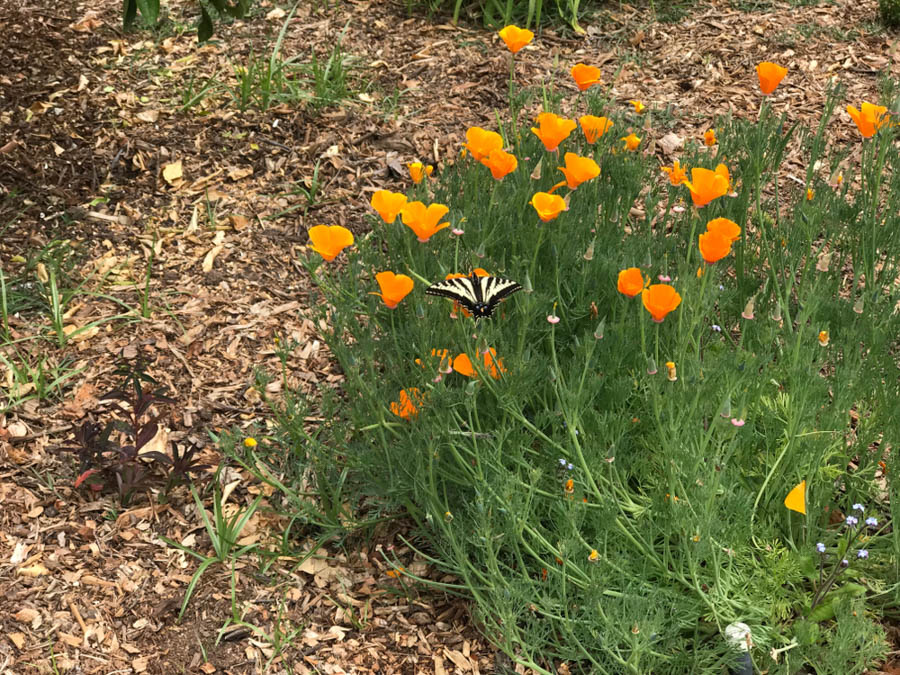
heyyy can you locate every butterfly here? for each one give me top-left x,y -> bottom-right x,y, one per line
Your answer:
425,273 -> 522,319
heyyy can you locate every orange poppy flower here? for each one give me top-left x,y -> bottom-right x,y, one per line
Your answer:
400,201 -> 451,242
683,164 -> 730,208
641,284 -> 681,322
370,190 -> 408,224
846,102 -> 888,139
756,62 -> 788,95
373,271 -> 414,309
463,127 -> 504,162
452,348 -> 506,379
307,225 -> 353,262
783,480 -> 806,515
498,25 -> 534,54
698,230 -> 732,263
532,112 -> 577,152
628,100 -> 646,114
617,267 -> 647,297
408,162 -> 433,183
703,129 -> 717,146
481,148 -> 518,180
530,192 -> 567,222
570,64 -> 601,91
390,388 -> 425,420
579,115 -> 613,144
706,217 -> 741,243
444,269 -> 490,317
661,160 -> 688,186
621,133 -> 641,151
558,152 -> 600,189
415,348 -> 453,375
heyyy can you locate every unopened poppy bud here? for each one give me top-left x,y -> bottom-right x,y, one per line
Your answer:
593,319 -> 605,340
647,357 -> 658,375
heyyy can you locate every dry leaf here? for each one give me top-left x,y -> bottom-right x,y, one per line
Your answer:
8,633 -> 26,650
162,160 -> 183,185
136,109 -> 159,123
658,132 -> 684,155
228,166 -> 253,181
229,214 -> 250,231
202,231 -> 226,272
266,7 -> 287,19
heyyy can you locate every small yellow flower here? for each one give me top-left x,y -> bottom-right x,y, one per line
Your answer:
243,437 -> 258,448
408,162 -> 433,183
588,549 -> 599,562
621,133 -> 641,151
692,534 -> 701,543
628,100 -> 645,114
444,511 -> 453,522
564,478 -> 575,494
703,129 -> 717,146
806,188 -> 814,201
818,330 -> 829,347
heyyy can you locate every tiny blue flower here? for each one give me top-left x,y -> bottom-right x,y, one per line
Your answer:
567,462 -> 574,471
866,517 -> 877,527
712,324 -> 722,332
816,542 -> 826,553
857,549 -> 869,559
845,515 -> 858,527
841,558 -> 850,567
718,285 -> 724,291
852,503 -> 865,512
559,458 -> 567,466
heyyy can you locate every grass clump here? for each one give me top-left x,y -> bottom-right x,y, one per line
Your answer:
279,30 -> 899,675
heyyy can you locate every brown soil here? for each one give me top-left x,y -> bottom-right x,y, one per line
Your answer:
1,0 -> 898,673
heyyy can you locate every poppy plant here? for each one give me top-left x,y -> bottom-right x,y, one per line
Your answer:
698,230 -> 732,264
498,25 -> 534,54
532,112 -> 577,152
463,126 -> 504,162
400,201 -> 451,242
307,225 -> 354,262
415,348 -> 454,376
683,164 -> 730,208
661,160 -> 688,186
558,152 -> 600,189
703,129 -> 717,146
408,162 -> 433,183
706,217 -> 741,243
481,148 -> 518,180
390,388 -> 425,420
621,133 -> 641,151
846,102 -> 888,139
571,64 -> 601,91
530,192 -> 567,222
617,267 -> 647,298
370,190 -> 408,224
641,284 -> 681,322
579,115 -> 613,144
373,271 -> 414,309
756,61 -> 788,95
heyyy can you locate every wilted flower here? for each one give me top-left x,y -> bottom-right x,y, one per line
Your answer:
621,133 -> 641,151
564,478 -> 574,494
698,230 -> 732,264
390,388 -> 424,420
308,224 -> 354,261
665,361 -> 677,382
816,542 -> 826,553
532,112 -> 577,152
498,25 -> 534,54
683,164 -> 730,208
628,100 -> 646,114
400,201 -> 450,242
373,271 -> 414,309
641,284 -> 681,322
706,217 -> 741,243
818,330 -> 829,346
481,148 -> 518,180
661,160 -> 688,186
704,129 -> 717,146
571,64 -> 601,91
806,188 -> 814,201
816,251 -> 832,272
408,162 -> 433,183
617,267 -> 647,298
841,558 -> 850,567
783,480 -> 806,515
370,190 -> 408,224
579,115 -> 613,144
741,296 -> 756,320
530,191 -> 567,222
846,102 -> 888,138
731,418 -> 745,427
558,152 -> 600,189
756,61 -> 788,95
463,126 -> 504,162
547,314 -> 561,324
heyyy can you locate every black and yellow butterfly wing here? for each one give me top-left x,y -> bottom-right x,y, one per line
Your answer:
425,274 -> 522,318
